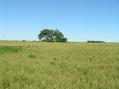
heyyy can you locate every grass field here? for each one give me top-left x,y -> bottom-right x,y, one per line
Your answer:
0,41 -> 119,89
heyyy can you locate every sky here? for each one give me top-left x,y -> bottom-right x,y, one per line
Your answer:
0,0 -> 119,42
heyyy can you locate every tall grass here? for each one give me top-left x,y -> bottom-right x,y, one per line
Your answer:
0,46 -> 22,55
0,42 -> 119,89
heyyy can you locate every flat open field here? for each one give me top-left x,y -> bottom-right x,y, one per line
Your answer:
0,41 -> 119,89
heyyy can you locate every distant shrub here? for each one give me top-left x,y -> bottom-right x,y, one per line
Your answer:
28,54 -> 37,58
0,46 -> 22,54
87,40 -> 105,43
22,40 -> 26,42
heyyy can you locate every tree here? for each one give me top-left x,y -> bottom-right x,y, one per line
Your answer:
38,29 -> 67,42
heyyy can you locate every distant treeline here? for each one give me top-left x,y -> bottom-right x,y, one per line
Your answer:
87,40 -> 105,43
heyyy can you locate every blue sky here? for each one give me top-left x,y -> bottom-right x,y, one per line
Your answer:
0,0 -> 119,42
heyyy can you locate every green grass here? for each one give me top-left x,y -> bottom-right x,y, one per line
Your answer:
0,41 -> 119,89
0,46 -> 22,55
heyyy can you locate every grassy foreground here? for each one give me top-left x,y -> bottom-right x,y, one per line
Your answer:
0,41 -> 119,89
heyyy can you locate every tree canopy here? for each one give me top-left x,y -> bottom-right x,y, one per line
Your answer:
38,29 -> 67,42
